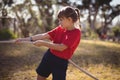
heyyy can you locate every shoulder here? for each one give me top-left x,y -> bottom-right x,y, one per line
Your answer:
70,28 -> 81,35
75,28 -> 81,33
70,29 -> 81,39
53,25 -> 64,31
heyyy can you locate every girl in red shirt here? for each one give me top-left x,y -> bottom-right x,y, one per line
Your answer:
16,6 -> 81,80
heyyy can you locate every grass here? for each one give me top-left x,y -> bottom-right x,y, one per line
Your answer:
0,39 -> 120,80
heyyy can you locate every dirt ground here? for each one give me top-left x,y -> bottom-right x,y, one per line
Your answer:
0,40 -> 120,80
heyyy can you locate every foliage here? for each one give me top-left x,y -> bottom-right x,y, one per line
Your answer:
2,0 -> 14,7
76,0 -> 120,37
76,0 -> 112,30
82,26 -> 99,39
0,29 -> 16,40
35,0 -> 54,31
112,26 -> 120,37
0,0 -> 120,39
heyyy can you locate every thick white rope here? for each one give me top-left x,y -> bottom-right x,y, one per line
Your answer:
0,40 -> 99,80
0,40 -> 33,44
0,40 -> 15,43
69,59 -> 99,80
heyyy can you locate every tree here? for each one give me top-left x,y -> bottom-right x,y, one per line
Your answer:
10,0 -> 45,37
78,0 -> 112,30
101,4 -> 120,32
35,0 -> 54,31
76,0 -> 120,39
0,0 -> 15,30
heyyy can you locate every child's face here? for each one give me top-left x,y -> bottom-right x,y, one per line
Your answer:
58,17 -> 73,29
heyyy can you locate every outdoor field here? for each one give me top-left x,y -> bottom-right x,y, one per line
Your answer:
0,39 -> 120,80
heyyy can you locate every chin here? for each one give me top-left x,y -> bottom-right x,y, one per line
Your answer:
60,25 -> 66,28
62,26 -> 65,28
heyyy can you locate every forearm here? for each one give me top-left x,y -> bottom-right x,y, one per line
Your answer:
31,33 -> 50,41
18,37 -> 31,41
33,40 -> 67,51
15,33 -> 50,43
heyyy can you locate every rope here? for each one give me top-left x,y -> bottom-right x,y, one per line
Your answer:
0,40 -> 33,44
0,40 -> 15,43
0,40 -> 99,80
69,59 -> 99,80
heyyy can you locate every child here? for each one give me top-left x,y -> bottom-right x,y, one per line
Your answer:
16,6 -> 81,80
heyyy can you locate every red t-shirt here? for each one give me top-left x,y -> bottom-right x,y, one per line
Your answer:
48,25 -> 81,60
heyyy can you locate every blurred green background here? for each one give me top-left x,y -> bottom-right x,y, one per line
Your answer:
0,0 -> 120,42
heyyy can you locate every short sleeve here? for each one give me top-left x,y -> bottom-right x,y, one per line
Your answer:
47,26 -> 59,40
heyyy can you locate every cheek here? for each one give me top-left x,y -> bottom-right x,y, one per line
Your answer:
65,21 -> 71,25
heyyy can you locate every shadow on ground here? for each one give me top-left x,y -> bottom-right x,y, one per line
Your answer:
0,43 -> 47,80
0,40 -> 120,80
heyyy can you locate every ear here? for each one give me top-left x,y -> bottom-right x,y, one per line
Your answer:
68,17 -> 73,22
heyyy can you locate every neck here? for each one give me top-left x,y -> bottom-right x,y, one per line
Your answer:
66,24 -> 75,30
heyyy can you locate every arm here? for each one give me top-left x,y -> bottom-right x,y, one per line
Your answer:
33,40 -> 68,51
15,33 -> 50,43
31,33 -> 50,41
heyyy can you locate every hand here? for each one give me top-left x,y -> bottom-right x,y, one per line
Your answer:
33,40 -> 44,46
15,38 -> 25,43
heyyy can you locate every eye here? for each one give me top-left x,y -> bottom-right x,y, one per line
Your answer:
59,18 -> 62,22
60,18 -> 62,21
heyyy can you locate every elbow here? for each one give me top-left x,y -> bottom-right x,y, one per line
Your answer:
58,48 -> 65,52
57,45 -> 67,52
52,44 -> 67,52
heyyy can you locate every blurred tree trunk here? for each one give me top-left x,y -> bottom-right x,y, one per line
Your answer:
35,0 -> 54,31
100,5 -> 120,36
11,0 -> 44,37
